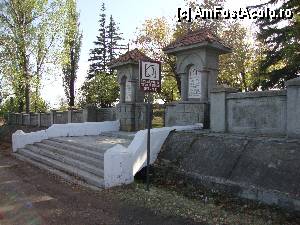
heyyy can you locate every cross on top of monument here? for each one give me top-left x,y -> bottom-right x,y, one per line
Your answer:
108,48 -> 153,69
163,28 -> 231,54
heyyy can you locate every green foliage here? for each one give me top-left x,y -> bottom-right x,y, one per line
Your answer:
79,72 -> 119,108
0,95 -> 48,114
135,17 -> 180,103
218,22 -> 264,91
83,2 -> 125,107
61,0 -> 82,107
174,0 -> 226,37
135,0 -> 263,96
106,15 -> 127,69
88,2 -> 126,78
252,0 -> 300,89
160,75 -> 180,102
88,2 -> 107,77
0,0 -> 66,112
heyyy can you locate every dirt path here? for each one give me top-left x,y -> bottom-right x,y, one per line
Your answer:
0,125 -> 299,225
0,142 -> 202,225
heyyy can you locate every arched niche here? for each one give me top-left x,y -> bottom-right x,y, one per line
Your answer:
120,76 -> 127,103
180,64 -> 209,102
177,52 -> 204,74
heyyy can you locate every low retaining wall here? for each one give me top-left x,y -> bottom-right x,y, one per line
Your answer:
227,90 -> 287,135
12,121 -> 120,152
210,77 -> 300,137
157,130 -> 300,212
8,107 -> 116,127
165,102 -> 209,128
104,124 -> 203,188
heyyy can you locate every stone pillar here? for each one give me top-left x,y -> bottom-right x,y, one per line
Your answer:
6,113 -> 10,125
83,105 -> 97,122
131,80 -> 137,103
82,108 -> 88,122
37,113 -> 41,127
50,110 -> 56,125
20,113 -> 23,125
180,72 -> 188,101
67,110 -> 72,123
210,86 -> 237,132
200,69 -> 209,102
286,77 -> 300,138
120,78 -> 126,103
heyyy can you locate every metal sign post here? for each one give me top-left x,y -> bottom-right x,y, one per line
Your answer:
139,60 -> 161,191
146,93 -> 152,191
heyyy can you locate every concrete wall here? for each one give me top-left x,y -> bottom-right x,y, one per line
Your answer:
226,90 -> 287,135
157,130 -> 300,212
30,113 -> 38,126
210,78 -> 300,137
96,108 -> 116,122
116,103 -> 147,132
165,102 -> 209,128
53,111 -> 68,124
71,110 -> 84,123
22,114 -> 30,126
8,107 -> 117,128
40,113 -> 51,127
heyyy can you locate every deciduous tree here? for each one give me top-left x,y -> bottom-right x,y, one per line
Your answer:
0,0 -> 65,112
61,0 -> 82,108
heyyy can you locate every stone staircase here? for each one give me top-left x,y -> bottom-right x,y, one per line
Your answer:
13,133 -> 134,189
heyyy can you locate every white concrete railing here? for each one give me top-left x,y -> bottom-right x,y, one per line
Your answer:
104,124 -> 202,188
12,121 -> 120,152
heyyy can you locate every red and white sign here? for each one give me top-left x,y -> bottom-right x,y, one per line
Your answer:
139,60 -> 161,92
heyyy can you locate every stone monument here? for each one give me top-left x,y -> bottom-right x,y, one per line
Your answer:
163,29 -> 231,127
109,48 -> 153,131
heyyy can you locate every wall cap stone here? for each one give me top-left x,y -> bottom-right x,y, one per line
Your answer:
178,101 -> 209,104
226,90 -> 287,99
210,86 -> 237,93
286,76 -> 300,87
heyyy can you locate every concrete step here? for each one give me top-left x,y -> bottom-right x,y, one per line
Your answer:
50,138 -> 108,153
41,139 -> 104,160
28,142 -> 103,168
24,144 -> 104,177
13,153 -> 102,190
101,131 -> 136,140
16,148 -> 104,188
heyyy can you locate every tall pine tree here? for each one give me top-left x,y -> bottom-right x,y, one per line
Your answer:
87,3 -> 126,78
82,2 -> 126,107
88,2 -> 107,78
252,0 -> 300,89
106,15 -> 127,73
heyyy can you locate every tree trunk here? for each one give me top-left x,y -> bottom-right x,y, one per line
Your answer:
69,48 -> 75,107
240,71 -> 248,92
18,98 -> 24,113
25,81 -> 30,113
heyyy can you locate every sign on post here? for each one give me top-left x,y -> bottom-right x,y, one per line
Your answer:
139,60 -> 161,191
139,60 -> 161,92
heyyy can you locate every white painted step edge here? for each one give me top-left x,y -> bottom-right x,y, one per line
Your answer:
17,149 -> 104,187
13,153 -> 102,191
22,146 -> 104,177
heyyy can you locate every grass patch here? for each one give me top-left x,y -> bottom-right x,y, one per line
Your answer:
116,182 -> 299,225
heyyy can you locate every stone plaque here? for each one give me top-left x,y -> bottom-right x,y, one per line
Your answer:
125,80 -> 132,102
188,67 -> 201,98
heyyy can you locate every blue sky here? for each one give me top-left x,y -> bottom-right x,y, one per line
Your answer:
42,0 -> 263,107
